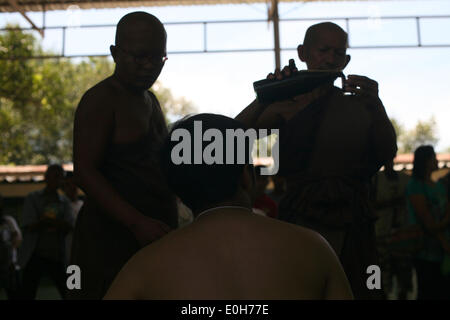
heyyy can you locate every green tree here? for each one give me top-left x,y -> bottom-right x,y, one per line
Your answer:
390,117 -> 439,153
390,118 -> 404,143
0,26 -> 195,165
402,117 -> 439,153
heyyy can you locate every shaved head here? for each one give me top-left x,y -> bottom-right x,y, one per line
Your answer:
112,11 -> 167,90
298,22 -> 350,71
303,22 -> 348,49
115,11 -> 166,47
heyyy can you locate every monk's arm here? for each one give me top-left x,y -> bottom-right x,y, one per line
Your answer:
235,99 -> 268,128
236,97 -> 311,132
367,98 -> 398,165
73,90 -> 145,233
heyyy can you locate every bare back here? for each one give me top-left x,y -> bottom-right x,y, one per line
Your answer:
105,209 -> 353,300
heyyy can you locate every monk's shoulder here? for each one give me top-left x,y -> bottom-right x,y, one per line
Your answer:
77,77 -> 120,112
132,228 -> 193,271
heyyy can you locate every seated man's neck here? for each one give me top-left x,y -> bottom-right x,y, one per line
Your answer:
194,195 -> 252,217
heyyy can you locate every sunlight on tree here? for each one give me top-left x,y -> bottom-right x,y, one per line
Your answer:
390,117 -> 440,153
0,26 -> 196,165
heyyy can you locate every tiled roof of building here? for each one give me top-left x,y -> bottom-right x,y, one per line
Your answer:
1,155 -> 449,183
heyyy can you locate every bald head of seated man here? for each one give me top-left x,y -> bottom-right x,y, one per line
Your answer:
104,114 -> 353,300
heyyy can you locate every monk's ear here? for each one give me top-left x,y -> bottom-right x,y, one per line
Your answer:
298,44 -> 307,62
344,54 -> 351,69
110,45 -> 118,63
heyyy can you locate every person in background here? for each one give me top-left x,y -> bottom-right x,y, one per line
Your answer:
371,157 -> 412,299
253,165 -> 278,218
62,171 -> 83,223
18,164 -> 73,299
62,171 -> 83,266
268,174 -> 287,208
406,145 -> 450,299
0,193 -> 22,299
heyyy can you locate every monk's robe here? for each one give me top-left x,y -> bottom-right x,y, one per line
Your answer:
277,84 -> 389,299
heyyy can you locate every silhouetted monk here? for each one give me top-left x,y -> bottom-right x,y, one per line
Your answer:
70,12 -> 178,300
236,22 -> 397,299
104,114 -> 353,300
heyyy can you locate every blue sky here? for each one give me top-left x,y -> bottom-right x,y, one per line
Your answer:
1,0 -> 450,151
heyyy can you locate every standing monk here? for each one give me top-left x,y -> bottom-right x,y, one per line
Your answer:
236,22 -> 397,299
69,12 -> 178,300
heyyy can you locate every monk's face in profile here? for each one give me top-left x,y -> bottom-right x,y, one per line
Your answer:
112,21 -> 167,90
298,28 -> 350,71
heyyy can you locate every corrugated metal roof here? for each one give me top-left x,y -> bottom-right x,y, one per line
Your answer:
0,0 -> 397,13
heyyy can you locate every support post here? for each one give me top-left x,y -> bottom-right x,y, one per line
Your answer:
269,0 -> 281,70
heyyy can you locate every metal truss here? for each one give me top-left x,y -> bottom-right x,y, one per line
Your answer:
1,14 -> 450,61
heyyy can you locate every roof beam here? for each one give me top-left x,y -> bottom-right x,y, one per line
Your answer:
6,0 -> 44,36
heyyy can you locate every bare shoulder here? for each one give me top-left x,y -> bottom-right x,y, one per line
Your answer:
285,223 -> 353,299
292,223 -> 352,298
76,77 -> 118,115
277,220 -> 341,269
275,219 -> 333,252
73,78 -> 120,138
106,228 -> 191,296
104,243 -> 161,299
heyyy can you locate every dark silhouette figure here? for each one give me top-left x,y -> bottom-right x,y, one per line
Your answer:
253,165 -> 278,218
0,193 -> 22,299
236,22 -> 397,299
406,145 -> 450,299
268,174 -> 287,207
371,157 -> 413,299
19,164 -> 73,299
69,12 -> 178,300
104,114 -> 353,300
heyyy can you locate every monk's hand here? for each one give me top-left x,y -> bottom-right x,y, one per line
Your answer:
267,59 -> 298,80
343,75 -> 379,99
132,216 -> 172,247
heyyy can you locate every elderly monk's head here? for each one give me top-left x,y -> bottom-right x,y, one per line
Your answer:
297,22 -> 351,71
110,12 -> 167,90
